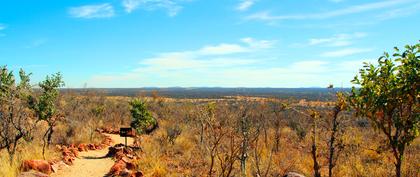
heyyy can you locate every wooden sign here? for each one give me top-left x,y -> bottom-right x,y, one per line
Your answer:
119,127 -> 132,137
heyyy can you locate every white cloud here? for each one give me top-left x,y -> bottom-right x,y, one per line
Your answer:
237,0 -> 256,11
69,3 -> 115,19
376,2 -> 420,20
329,0 -> 344,3
0,24 -> 6,31
307,32 -> 367,47
121,0 -> 191,17
199,44 -> 247,55
321,48 -> 373,57
245,0 -> 413,22
241,37 -> 276,49
0,24 -> 6,37
25,38 -> 48,48
88,58 -> 370,87
87,38 -> 372,87
122,0 -> 142,13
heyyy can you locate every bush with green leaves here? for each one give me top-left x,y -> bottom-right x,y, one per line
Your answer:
130,99 -> 157,134
0,66 -> 34,163
29,72 -> 64,158
350,43 -> 419,177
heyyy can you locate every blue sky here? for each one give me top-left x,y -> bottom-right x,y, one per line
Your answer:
0,0 -> 419,88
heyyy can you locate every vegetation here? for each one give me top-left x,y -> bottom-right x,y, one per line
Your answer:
29,72 -> 64,158
130,98 -> 157,134
0,67 -> 34,163
0,42 -> 419,177
350,43 -> 419,177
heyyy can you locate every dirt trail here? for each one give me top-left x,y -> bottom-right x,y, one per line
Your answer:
51,134 -> 134,177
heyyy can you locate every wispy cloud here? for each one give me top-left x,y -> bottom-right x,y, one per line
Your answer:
376,2 -> 420,20
321,48 -> 373,57
236,0 -> 256,11
122,0 -> 142,13
89,58 -> 371,87
329,0 -> 344,3
245,0 -> 413,22
69,3 -> 115,19
88,37 -> 372,87
0,24 -> 6,37
121,0 -> 191,17
306,32 -> 367,47
0,24 -> 6,31
25,38 -> 48,48
89,38 -> 281,86
11,64 -> 48,69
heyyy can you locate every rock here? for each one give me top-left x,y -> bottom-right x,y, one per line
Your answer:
283,172 -> 306,177
51,161 -> 69,172
18,171 -> 49,177
21,160 -> 53,174
108,160 -> 126,176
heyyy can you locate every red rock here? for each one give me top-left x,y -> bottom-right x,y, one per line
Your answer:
87,144 -> 96,150
21,160 -> 53,174
78,144 -> 87,152
108,160 -> 126,176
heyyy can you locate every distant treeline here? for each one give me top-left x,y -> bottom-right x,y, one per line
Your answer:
60,87 -> 351,100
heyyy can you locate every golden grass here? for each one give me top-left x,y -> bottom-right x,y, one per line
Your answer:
0,142 -> 59,177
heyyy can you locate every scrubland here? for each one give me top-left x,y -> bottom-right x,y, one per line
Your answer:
0,90 -> 419,177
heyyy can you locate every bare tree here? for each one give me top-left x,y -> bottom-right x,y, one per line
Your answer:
327,92 -> 347,177
310,110 -> 321,177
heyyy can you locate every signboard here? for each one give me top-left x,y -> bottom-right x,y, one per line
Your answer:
120,127 -> 132,137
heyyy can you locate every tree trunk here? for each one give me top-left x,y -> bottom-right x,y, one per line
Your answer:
395,157 -> 402,177
208,152 -> 215,177
274,128 -> 280,152
312,119 -> 321,177
47,126 -> 54,146
393,146 -> 405,177
328,112 -> 339,177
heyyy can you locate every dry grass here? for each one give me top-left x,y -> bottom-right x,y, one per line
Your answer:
0,142 -> 59,177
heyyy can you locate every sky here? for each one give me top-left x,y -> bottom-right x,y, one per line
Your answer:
0,0 -> 419,88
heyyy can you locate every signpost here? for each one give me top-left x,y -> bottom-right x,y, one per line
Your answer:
119,127 -> 132,147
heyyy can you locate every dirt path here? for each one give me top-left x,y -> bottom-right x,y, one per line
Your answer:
51,134 -> 134,177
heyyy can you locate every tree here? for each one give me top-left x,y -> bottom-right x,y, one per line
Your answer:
350,43 -> 419,177
129,99 -> 157,134
310,110 -> 321,177
327,92 -> 347,177
0,67 -> 34,163
30,72 -> 64,158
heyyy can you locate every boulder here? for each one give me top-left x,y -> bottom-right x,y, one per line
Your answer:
21,160 -> 53,174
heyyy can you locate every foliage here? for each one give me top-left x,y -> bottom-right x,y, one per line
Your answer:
0,66 -> 34,163
29,72 -> 64,158
350,42 -> 419,177
30,72 -> 64,121
130,98 -> 157,134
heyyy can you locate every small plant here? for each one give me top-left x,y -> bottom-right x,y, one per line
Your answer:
130,98 -> 157,134
166,125 -> 182,145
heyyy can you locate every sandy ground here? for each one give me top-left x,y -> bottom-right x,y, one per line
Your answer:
50,134 -> 134,177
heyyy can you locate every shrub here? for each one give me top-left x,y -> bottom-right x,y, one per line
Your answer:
130,99 -> 157,134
